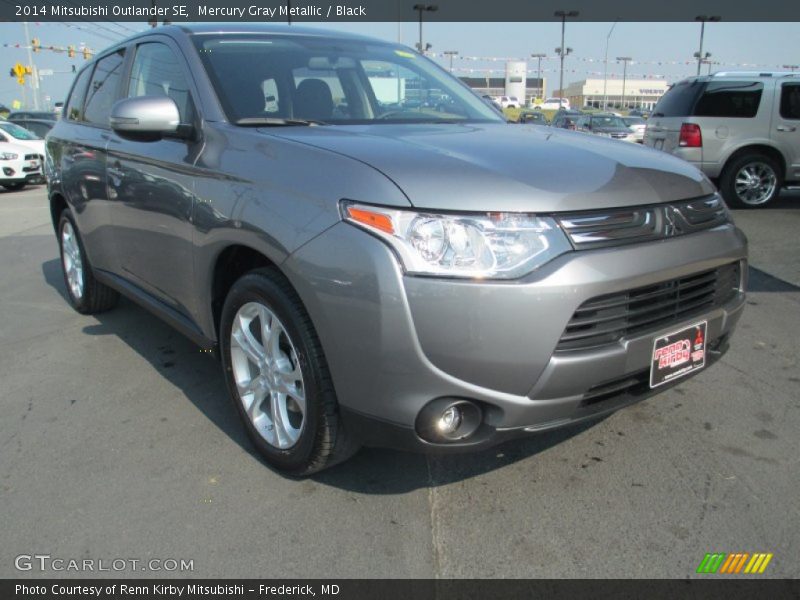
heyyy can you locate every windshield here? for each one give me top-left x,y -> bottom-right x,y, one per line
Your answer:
591,115 -> 627,128
0,122 -> 41,140
193,34 -> 504,125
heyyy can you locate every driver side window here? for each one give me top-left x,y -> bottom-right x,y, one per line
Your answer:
128,42 -> 195,123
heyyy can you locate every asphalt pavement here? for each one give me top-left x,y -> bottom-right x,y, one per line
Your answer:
1,186 -> 798,579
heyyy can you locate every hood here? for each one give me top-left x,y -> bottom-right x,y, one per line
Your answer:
269,122 -> 714,212
0,141 -> 38,157
1,138 -> 45,155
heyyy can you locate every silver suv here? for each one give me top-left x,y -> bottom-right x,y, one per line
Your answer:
46,25 -> 747,474
644,72 -> 800,207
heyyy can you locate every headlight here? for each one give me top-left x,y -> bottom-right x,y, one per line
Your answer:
0,152 -> 19,160
342,202 -> 571,279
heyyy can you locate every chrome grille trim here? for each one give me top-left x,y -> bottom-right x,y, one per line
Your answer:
556,195 -> 729,249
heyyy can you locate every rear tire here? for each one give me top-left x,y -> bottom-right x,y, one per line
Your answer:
58,209 -> 119,314
220,267 -> 359,475
720,153 -> 782,208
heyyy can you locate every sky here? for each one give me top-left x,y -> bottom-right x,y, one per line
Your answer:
0,20 -> 798,108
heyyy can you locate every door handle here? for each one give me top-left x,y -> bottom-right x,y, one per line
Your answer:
776,125 -> 797,132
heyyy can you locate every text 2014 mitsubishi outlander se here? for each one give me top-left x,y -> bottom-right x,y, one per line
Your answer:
46,25 -> 747,474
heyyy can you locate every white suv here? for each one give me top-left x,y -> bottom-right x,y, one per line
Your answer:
0,141 -> 42,191
645,72 -> 800,207
537,97 -> 571,111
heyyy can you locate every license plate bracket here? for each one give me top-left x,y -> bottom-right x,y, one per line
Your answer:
650,321 -> 707,388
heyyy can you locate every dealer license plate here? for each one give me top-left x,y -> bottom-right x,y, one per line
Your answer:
650,321 -> 707,388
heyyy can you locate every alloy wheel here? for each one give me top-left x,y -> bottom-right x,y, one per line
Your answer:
734,162 -> 777,206
61,221 -> 84,300
230,301 -> 306,449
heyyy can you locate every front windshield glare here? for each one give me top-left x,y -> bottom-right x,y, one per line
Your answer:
193,35 -> 504,125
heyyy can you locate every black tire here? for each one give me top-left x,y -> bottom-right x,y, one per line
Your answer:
719,152 -> 782,209
220,267 -> 359,475
57,209 -> 119,314
2,182 -> 26,191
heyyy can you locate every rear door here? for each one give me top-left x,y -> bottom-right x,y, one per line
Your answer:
49,50 -> 126,274
773,81 -> 800,181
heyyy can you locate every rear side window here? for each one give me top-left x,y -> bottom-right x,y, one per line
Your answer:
84,50 -> 126,126
780,83 -> 800,120
651,80 -> 704,117
65,66 -> 93,122
694,81 -> 763,118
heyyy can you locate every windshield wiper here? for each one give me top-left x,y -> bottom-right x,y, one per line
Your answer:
234,117 -> 328,127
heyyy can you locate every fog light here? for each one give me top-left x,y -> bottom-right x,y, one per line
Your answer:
437,405 -> 462,435
416,398 -> 483,443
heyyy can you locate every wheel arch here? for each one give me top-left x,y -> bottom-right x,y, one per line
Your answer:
49,191 -> 68,232
721,144 -> 786,181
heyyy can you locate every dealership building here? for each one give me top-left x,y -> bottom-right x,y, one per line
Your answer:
557,78 -> 669,110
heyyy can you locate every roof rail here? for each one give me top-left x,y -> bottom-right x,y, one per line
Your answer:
712,71 -> 800,78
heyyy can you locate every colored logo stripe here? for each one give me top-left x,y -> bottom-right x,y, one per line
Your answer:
697,552 -> 773,574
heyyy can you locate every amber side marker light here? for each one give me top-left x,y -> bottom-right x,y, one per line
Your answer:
346,206 -> 395,234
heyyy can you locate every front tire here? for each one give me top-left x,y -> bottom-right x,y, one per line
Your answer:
58,209 -> 119,314
720,153 -> 782,208
220,268 -> 358,475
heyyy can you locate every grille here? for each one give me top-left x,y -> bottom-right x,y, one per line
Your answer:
557,263 -> 741,352
556,195 -> 729,249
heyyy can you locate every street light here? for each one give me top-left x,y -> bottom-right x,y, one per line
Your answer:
602,20 -> 619,110
695,15 -> 721,76
554,10 -> 579,101
443,50 -> 459,73
531,53 -> 546,101
413,4 -> 438,55
617,57 -> 632,110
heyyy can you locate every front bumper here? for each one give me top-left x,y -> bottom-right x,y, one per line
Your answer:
284,221 -> 747,452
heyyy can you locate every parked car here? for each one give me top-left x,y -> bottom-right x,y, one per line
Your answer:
0,141 -> 43,190
575,114 -> 637,142
628,108 -> 650,118
644,72 -> 800,207
7,110 -> 58,120
538,97 -> 571,111
550,108 -> 583,129
518,110 -> 548,125
0,121 -> 46,157
47,24 -> 747,474
7,117 -> 57,138
622,116 -> 647,143
498,95 -> 521,109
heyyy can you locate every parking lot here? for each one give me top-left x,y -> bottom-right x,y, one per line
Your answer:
0,185 -> 798,579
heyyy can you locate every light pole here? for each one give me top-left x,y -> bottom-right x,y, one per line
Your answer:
554,10 -> 579,101
531,53 -> 546,101
695,15 -> 720,76
413,4 -> 438,55
443,50 -> 458,73
617,56 -> 631,110
602,20 -> 619,110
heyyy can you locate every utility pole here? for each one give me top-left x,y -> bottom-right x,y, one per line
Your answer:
443,50 -> 458,73
695,15 -> 720,76
602,20 -> 618,110
531,53 -> 546,101
617,56 -> 631,110
554,10 -> 578,101
22,22 -> 40,109
413,4 -> 438,55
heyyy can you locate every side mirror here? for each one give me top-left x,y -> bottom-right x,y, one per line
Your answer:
109,96 -> 181,136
